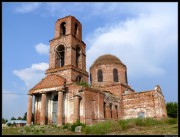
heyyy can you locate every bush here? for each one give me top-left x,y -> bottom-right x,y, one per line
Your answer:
63,123 -> 71,130
7,123 -> 12,127
71,119 -> 86,132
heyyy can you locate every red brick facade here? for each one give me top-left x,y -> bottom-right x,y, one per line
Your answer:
26,16 -> 167,126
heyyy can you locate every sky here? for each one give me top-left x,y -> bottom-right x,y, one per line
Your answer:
2,2 -> 178,120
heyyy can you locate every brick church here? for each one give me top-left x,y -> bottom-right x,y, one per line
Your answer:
26,16 -> 167,126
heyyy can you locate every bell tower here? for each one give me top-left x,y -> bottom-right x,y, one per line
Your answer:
46,15 -> 88,84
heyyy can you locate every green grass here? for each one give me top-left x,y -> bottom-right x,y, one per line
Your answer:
2,127 -> 21,135
2,118 -> 178,135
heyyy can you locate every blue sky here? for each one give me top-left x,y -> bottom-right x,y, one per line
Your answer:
2,2 -> 178,120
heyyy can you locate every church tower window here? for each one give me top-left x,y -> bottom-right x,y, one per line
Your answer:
75,23 -> 78,37
76,46 -> 81,67
56,45 -> 65,67
113,68 -> 119,82
90,73 -> 92,84
97,69 -> 103,82
60,22 -> 66,36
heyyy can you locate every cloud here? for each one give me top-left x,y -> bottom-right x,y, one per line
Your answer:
86,4 -> 177,79
44,3 -> 140,19
15,2 -> 41,13
13,62 -> 49,89
35,43 -> 49,55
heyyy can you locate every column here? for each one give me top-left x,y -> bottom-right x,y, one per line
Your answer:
112,105 -> 116,119
27,94 -> 33,126
105,104 -> 111,120
117,106 -> 121,119
73,95 -> 80,123
57,91 -> 63,126
40,93 -> 46,125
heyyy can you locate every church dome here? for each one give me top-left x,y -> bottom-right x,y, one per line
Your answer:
90,54 -> 125,69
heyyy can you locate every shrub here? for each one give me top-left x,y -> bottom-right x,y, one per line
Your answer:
7,123 -> 12,127
71,119 -> 86,132
76,82 -> 89,87
63,123 -> 71,129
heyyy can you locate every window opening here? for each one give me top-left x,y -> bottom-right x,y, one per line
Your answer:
113,68 -> 119,82
97,69 -> 103,82
60,22 -> 66,36
76,46 -> 81,67
56,45 -> 65,67
75,23 -> 78,36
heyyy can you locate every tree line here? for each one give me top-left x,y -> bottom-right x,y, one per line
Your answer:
2,112 -> 34,124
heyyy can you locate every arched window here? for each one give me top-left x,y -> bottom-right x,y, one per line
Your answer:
75,23 -> 78,36
76,75 -> 85,83
76,46 -> 81,67
97,69 -> 103,82
56,45 -> 65,67
113,68 -> 119,82
60,22 -> 66,36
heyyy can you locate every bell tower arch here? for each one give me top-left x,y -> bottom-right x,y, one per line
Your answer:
46,16 -> 88,84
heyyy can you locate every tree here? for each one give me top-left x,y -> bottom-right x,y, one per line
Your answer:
23,112 -> 27,120
23,112 -> 34,122
166,102 -> 178,118
17,116 -> 22,120
2,118 -> 8,124
11,117 -> 16,120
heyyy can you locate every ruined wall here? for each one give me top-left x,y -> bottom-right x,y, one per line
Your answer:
84,88 -> 105,125
153,90 -> 167,118
122,89 -> 167,119
122,91 -> 157,119
66,84 -> 85,123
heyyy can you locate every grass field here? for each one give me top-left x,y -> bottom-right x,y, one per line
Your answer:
2,118 -> 178,135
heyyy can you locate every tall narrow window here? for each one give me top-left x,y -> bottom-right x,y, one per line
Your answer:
56,45 -> 65,67
90,73 -> 92,84
97,69 -> 103,82
125,71 -> 128,84
76,46 -> 81,67
60,22 -> 66,36
113,68 -> 119,82
75,23 -> 78,36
